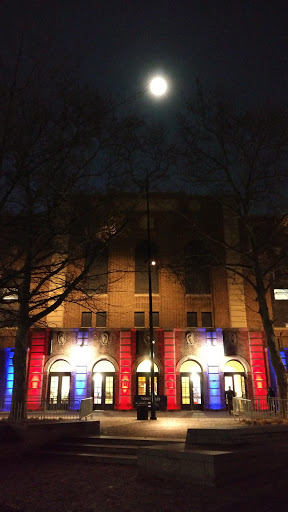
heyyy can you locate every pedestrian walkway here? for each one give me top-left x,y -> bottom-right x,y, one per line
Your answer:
92,410 -> 238,439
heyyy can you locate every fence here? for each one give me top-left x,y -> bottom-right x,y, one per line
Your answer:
0,398 -> 92,422
233,397 -> 288,420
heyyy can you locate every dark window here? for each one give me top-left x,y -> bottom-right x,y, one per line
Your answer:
134,312 -> 145,327
81,312 -> 92,328
152,311 -> 159,327
84,247 -> 108,294
135,241 -> 159,294
96,311 -> 107,327
187,312 -> 197,327
185,241 -> 210,294
202,312 -> 213,327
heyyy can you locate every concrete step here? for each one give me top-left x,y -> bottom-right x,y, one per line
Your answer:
42,450 -> 138,465
61,435 -> 184,446
41,435 -> 185,465
52,442 -> 138,456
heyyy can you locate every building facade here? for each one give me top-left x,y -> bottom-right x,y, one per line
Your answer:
1,196 -> 288,411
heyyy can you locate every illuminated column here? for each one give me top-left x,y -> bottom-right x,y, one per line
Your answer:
164,330 -> 178,410
206,330 -> 224,410
0,348 -> 14,411
249,331 -> 268,405
119,330 -> 132,410
27,330 -> 50,410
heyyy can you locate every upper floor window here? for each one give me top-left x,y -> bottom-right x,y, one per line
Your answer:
134,311 -> 145,327
96,311 -> 107,327
84,247 -> 108,294
187,312 -> 197,327
185,240 -> 210,294
202,312 -> 213,327
135,241 -> 159,294
81,312 -> 92,328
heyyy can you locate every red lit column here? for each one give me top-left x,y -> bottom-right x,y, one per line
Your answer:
27,330 -> 50,410
164,330 -> 178,409
119,330 -> 133,410
249,331 -> 268,407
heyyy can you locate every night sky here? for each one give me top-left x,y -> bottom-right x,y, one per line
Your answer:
1,1 -> 288,121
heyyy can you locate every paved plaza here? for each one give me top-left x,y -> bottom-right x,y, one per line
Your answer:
0,410 -> 287,512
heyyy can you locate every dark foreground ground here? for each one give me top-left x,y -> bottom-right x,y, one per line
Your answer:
0,411 -> 287,512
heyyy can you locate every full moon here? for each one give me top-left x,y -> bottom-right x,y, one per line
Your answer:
149,76 -> 168,97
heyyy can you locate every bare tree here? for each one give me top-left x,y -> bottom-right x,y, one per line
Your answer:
0,55 -> 147,420
178,89 -> 288,402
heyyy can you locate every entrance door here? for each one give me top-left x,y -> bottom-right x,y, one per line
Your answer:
180,373 -> 203,410
136,360 -> 159,397
224,360 -> 247,398
180,360 -> 204,410
92,360 -> 116,410
93,372 -> 114,410
48,359 -> 71,409
136,373 -> 158,396
48,373 -> 71,409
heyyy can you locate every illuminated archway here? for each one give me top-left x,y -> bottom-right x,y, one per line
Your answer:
48,359 -> 71,408
92,359 -> 116,410
180,359 -> 203,410
224,359 -> 247,398
136,360 -> 159,396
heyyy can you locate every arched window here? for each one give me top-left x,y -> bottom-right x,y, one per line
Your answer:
48,359 -> 71,408
136,360 -> 159,396
224,360 -> 247,398
93,360 -> 115,372
92,359 -> 115,410
180,359 -> 203,410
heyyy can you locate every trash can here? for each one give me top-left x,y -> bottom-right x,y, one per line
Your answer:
136,405 -> 148,420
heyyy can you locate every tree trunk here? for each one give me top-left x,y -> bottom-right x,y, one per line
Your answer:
9,323 -> 29,421
257,289 -> 287,400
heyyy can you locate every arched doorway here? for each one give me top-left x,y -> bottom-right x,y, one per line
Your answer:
136,360 -> 159,396
224,360 -> 247,398
92,360 -> 115,410
48,359 -> 71,409
180,360 -> 203,410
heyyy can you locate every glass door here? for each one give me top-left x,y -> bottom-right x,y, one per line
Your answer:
181,373 -> 203,410
48,373 -> 71,409
93,372 -> 114,410
224,373 -> 246,398
136,373 -> 158,396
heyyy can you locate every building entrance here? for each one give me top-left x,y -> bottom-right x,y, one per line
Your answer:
180,360 -> 203,410
48,360 -> 71,409
136,360 -> 159,396
224,360 -> 247,398
92,360 -> 115,410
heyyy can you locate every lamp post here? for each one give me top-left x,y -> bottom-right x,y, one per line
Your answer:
146,74 -> 168,421
146,175 -> 157,420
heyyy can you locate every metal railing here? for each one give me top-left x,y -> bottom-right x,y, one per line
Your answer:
0,398 -> 88,422
233,397 -> 288,420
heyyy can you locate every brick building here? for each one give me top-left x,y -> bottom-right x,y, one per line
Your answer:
1,195 -> 288,411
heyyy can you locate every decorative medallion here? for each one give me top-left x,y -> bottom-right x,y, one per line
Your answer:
144,332 -> 151,345
186,331 -> 195,345
57,331 -> 66,346
100,331 -> 109,345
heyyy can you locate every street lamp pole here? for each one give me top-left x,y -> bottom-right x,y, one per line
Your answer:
146,175 -> 157,420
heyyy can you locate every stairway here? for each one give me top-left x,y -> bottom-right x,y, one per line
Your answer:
41,435 -> 184,465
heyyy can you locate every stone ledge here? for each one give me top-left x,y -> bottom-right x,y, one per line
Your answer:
0,420 -> 100,456
185,426 -> 288,447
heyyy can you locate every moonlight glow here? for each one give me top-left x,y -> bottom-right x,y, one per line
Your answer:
149,76 -> 168,97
